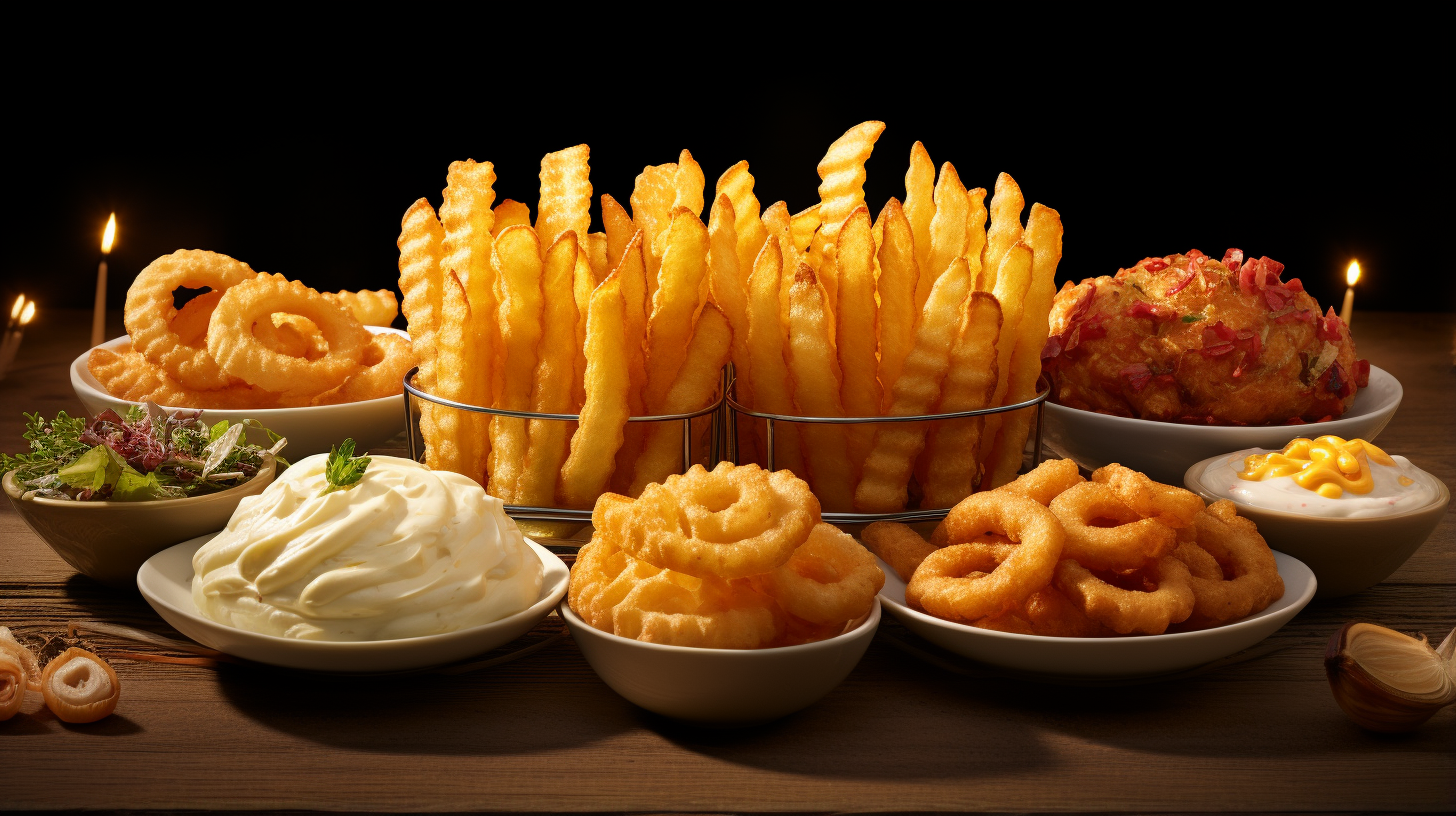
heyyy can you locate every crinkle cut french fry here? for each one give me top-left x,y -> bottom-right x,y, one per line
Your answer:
903,141 -> 936,290
707,194 -> 760,464
486,225 -> 543,502
491,199 -> 531,237
558,270 -> 630,508
397,198 -> 445,464
430,271 -> 476,477
834,207 -> 879,474
629,304 -> 732,495
536,145 -> 591,257
813,121 -> 884,315
920,292 -> 1003,507
438,159 -> 497,483
791,203 -> 821,253
921,161 -> 968,305
715,160 -> 768,287
980,172 -> 1025,293
631,161 -> 677,296
787,263 -> 856,511
983,205 -> 1062,490
853,259 -> 971,513
760,201 -> 799,343
964,187 -> 988,287
518,233 -> 581,506
976,242 -> 1033,486
671,149 -> 705,218
587,233 -> 608,284
571,246 -> 594,411
745,237 -> 808,479
610,233 -> 651,495
642,209 -> 710,413
602,194 -> 635,273
875,198 -> 918,413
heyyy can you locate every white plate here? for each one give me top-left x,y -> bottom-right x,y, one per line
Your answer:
137,534 -> 569,673
1043,365 -> 1401,485
71,328 -> 410,460
876,551 -> 1316,678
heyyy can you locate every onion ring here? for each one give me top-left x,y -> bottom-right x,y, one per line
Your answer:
324,289 -> 399,326
975,585 -> 1114,638
1049,481 -> 1177,570
594,463 -> 818,580
123,250 -> 257,389
757,523 -> 883,625
999,457 -> 1085,506
206,273 -> 370,398
905,493 -> 1064,621
170,290 -> 225,346
1091,463 -> 1204,528
1179,500 -> 1284,628
312,334 -> 416,405
1053,556 -> 1195,635
88,348 -> 278,409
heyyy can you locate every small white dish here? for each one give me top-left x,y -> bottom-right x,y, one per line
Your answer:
875,552 -> 1315,678
1042,365 -> 1401,485
72,328 -> 410,460
137,534 -> 569,673
561,600 -> 880,725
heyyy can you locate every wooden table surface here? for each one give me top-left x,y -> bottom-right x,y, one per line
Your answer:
3,310 -> 1453,814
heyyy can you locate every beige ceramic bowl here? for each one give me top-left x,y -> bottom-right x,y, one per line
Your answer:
1185,454 -> 1449,599
71,329 -> 408,460
562,600 -> 880,726
3,454 -> 276,588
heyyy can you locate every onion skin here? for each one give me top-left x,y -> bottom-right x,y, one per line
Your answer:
0,653 -> 26,721
1324,622 -> 1452,733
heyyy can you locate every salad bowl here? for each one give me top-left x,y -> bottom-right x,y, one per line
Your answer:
4,454 -> 276,588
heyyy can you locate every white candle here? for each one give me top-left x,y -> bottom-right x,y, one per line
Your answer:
1340,260 -> 1360,327
92,213 -> 116,348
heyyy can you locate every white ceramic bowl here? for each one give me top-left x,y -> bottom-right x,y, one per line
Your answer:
1042,365 -> 1401,485
137,534 -> 569,673
1185,454 -> 1450,599
876,552 -> 1315,678
562,600 -> 880,725
71,328 -> 409,460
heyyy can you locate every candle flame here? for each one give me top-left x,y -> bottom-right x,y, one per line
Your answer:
19,300 -> 35,325
101,213 -> 117,254
9,294 -> 23,320
1346,260 -> 1361,287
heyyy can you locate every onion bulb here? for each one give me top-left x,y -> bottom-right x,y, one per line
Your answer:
0,626 -> 40,691
0,652 -> 25,721
1325,621 -> 1456,732
40,647 -> 119,724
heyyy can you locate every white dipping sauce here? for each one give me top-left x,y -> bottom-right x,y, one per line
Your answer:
1196,447 -> 1443,519
192,454 -> 542,641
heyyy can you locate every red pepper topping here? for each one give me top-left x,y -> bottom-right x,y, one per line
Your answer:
1283,277 -> 1304,292
1142,258 -> 1169,272
1041,335 -> 1063,361
1077,317 -> 1109,342
1317,307 -> 1344,341
1222,248 -> 1245,269
1274,309 -> 1315,324
1166,271 -> 1197,295
1125,300 -> 1178,321
1319,361 -> 1355,398
1354,359 -> 1371,388
1120,363 -> 1153,392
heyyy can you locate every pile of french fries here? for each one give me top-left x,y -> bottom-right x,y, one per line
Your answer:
397,121 -> 1061,512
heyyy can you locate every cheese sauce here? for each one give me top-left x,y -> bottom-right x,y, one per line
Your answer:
1197,436 -> 1443,518
192,454 -> 542,641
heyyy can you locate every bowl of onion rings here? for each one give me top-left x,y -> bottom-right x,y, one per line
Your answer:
1043,365 -> 1402,486
71,327 -> 411,460
874,551 -> 1315,678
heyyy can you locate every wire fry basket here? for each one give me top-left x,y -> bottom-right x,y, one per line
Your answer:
723,368 -> 1050,525
402,367 -> 726,526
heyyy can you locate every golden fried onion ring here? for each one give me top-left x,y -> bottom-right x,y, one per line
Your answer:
1054,556 -> 1195,635
1049,481 -> 1177,571
594,462 -> 819,580
88,348 -> 278,409
124,250 -> 258,389
206,273 -> 370,398
1178,500 -> 1285,628
906,493 -> 1064,621
1091,463 -> 1204,528
757,523 -> 883,625
312,334 -> 416,405
862,521 -> 938,583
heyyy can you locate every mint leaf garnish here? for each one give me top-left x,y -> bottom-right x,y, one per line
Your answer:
322,439 -> 370,496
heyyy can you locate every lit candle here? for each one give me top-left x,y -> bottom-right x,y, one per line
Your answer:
0,299 -> 36,379
6,294 -> 23,333
92,213 -> 117,347
1340,260 -> 1360,327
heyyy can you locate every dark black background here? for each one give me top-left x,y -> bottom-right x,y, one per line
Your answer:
4,44 -> 1449,331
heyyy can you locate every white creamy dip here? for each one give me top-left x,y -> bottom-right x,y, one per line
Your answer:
1197,446 -> 1443,519
192,454 -> 542,641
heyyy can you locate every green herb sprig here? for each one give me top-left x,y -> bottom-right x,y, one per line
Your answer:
1181,313 -> 1206,323
322,439 -> 370,496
